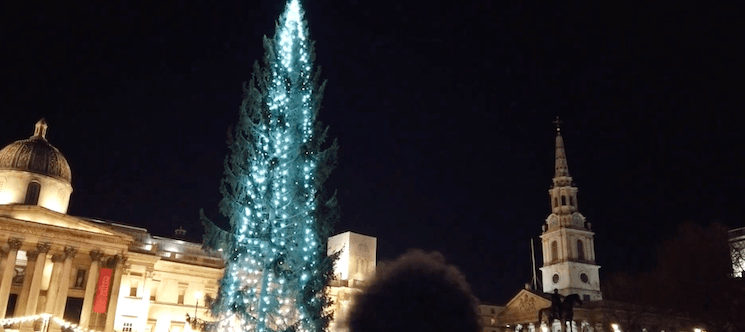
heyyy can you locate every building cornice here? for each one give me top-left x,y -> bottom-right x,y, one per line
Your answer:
0,214 -> 133,248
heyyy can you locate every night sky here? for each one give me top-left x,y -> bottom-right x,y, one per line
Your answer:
2,1 -> 744,304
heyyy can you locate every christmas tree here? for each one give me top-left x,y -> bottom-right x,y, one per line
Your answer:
201,1 -> 339,331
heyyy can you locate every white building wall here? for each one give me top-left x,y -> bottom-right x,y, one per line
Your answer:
0,170 -> 72,213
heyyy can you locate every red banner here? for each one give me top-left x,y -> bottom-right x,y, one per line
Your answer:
93,268 -> 113,313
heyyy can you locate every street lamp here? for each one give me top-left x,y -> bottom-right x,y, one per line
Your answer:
194,291 -> 202,319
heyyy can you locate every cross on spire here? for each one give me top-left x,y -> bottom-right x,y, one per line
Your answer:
552,116 -> 563,132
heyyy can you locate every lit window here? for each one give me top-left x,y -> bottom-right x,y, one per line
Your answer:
178,288 -> 186,305
123,322 -> 133,332
130,281 -> 139,297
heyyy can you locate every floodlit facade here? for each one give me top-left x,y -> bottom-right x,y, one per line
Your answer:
729,227 -> 745,278
490,124 -> 701,332
539,125 -> 602,302
0,119 -> 376,332
478,304 -> 504,332
0,120 -> 223,332
325,232 -> 377,332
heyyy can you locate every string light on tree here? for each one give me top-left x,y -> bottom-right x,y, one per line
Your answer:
201,1 -> 339,331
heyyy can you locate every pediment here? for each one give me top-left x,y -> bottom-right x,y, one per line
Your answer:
0,205 -> 120,236
499,289 -> 552,320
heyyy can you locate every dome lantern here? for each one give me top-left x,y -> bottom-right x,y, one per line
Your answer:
0,119 -> 73,213
33,118 -> 48,140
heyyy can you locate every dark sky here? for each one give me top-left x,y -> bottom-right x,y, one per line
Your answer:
2,0 -> 744,304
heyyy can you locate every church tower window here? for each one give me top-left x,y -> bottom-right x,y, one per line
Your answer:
24,182 -> 41,205
551,241 -> 558,262
577,240 -> 585,260
569,196 -> 574,206
561,196 -> 566,206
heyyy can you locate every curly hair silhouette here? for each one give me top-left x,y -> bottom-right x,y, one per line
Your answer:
345,249 -> 480,332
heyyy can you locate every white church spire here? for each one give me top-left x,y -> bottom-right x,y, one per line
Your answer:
540,118 -> 602,301
553,116 -> 570,179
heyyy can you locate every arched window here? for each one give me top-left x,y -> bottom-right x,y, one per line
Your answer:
551,241 -> 558,262
561,196 -> 567,206
577,240 -> 585,261
24,182 -> 41,205
569,196 -> 574,206
553,197 -> 558,207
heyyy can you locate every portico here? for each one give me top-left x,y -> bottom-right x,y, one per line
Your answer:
0,205 -> 132,332
0,120 -> 223,332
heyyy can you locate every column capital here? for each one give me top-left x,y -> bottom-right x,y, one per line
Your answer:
89,250 -> 104,262
105,254 -> 128,268
36,242 -> 51,254
26,250 -> 40,261
8,238 -> 23,251
63,246 -> 78,259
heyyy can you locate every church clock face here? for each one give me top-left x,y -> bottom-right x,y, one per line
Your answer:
552,273 -> 560,284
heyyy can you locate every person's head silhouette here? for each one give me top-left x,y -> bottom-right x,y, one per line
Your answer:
345,249 -> 480,332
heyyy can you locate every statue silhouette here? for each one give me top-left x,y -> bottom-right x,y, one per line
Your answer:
538,291 -> 583,332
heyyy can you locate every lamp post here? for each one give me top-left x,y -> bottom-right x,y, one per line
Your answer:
194,291 -> 202,319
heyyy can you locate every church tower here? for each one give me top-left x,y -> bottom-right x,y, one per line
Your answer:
539,120 -> 602,301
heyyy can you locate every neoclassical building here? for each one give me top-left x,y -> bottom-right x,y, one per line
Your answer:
0,119 -> 375,332
0,120 -> 223,332
490,124 -> 700,332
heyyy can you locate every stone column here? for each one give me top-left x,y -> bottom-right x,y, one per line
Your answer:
104,255 -> 126,332
53,247 -> 78,318
14,249 -> 36,317
44,254 -> 65,314
0,238 -> 23,319
15,249 -> 37,317
19,243 -> 51,332
79,250 -> 103,329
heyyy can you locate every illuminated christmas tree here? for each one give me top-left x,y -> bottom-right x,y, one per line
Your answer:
201,1 -> 339,331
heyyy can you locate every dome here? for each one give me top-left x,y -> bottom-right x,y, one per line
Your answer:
0,119 -> 72,183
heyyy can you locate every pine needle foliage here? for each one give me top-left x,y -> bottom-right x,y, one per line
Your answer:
201,1 -> 339,331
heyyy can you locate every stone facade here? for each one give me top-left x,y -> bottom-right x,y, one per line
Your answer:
730,226 -> 745,278
539,127 -> 602,302
495,288 -> 699,332
0,204 -> 224,332
325,232 -> 377,332
0,121 -> 223,332
480,125 -> 704,332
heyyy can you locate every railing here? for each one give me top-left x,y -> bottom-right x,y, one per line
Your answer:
0,314 -> 103,332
